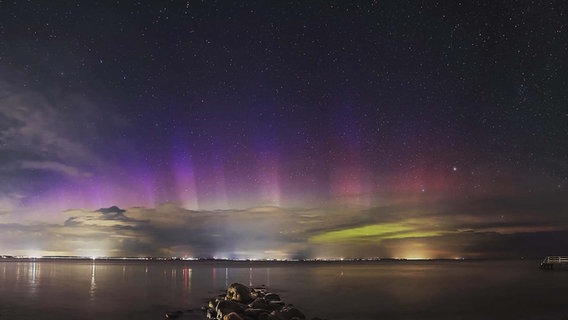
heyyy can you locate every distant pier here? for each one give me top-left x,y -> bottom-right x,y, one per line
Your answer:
539,256 -> 568,270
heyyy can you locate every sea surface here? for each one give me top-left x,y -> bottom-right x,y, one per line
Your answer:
0,259 -> 567,320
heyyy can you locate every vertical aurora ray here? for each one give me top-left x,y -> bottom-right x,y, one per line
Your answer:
249,107 -> 282,207
104,158 -> 160,209
256,150 -> 281,207
192,148 -> 229,210
328,103 -> 372,206
171,144 -> 198,210
210,155 -> 229,209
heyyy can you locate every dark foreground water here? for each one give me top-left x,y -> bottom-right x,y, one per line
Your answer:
0,259 -> 567,320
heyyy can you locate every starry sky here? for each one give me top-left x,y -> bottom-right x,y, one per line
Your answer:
0,1 -> 567,259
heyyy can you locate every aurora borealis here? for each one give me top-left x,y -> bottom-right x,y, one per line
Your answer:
0,1 -> 566,259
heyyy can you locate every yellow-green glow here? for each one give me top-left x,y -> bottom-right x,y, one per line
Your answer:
382,230 -> 446,239
310,222 -> 446,243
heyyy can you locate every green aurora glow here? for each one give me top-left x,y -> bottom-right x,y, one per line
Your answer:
310,222 -> 447,243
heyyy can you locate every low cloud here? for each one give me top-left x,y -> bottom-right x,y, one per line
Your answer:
1,193 -> 567,259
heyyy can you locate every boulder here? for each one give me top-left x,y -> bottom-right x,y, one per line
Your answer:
226,282 -> 254,303
248,297 -> 271,310
269,300 -> 285,311
206,308 -> 216,319
244,308 -> 270,318
223,312 -> 244,320
264,293 -> 281,302
259,313 -> 280,320
201,284 -> 319,320
272,306 -> 306,320
209,298 -> 222,309
216,300 -> 245,319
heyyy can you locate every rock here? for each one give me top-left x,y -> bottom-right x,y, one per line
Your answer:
206,308 -> 216,319
208,298 -> 221,309
223,312 -> 244,320
226,283 -> 255,303
272,306 -> 306,320
199,284 -> 320,320
216,300 -> 245,319
244,308 -> 270,318
254,286 -> 267,293
269,300 -> 285,311
264,293 -> 281,302
248,297 -> 271,310
250,289 -> 260,300
259,313 -> 280,320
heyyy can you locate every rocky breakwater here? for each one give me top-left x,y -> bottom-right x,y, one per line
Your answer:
202,282 -> 326,320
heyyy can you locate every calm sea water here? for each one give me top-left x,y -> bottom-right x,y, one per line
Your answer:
0,259 -> 567,320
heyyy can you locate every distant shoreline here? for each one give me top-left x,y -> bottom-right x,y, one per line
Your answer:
0,256 -> 541,264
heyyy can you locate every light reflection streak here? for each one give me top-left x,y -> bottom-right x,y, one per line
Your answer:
28,261 -> 39,297
16,262 -> 21,282
209,267 -> 272,288
249,267 -> 252,287
183,267 -> 192,293
145,265 -> 148,283
89,261 -> 96,302
225,268 -> 228,288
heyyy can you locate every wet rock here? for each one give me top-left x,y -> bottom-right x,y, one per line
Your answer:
259,313 -> 280,320
251,287 -> 261,297
248,298 -> 271,310
208,297 -> 222,309
200,282 -> 320,320
223,312 -> 244,320
226,282 -> 254,303
263,292 -> 285,311
206,308 -> 217,319
269,300 -> 285,311
244,308 -> 270,318
263,293 -> 280,302
272,306 -> 306,320
216,299 -> 246,319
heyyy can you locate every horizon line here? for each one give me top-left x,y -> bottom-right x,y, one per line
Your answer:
0,255 -> 543,261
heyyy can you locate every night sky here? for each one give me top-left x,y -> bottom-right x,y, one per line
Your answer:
0,1 -> 567,259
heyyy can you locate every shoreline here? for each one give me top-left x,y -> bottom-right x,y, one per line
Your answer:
0,256 -> 541,264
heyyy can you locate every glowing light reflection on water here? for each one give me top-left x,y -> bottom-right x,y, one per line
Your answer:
89,261 -> 96,302
0,259 -> 567,320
